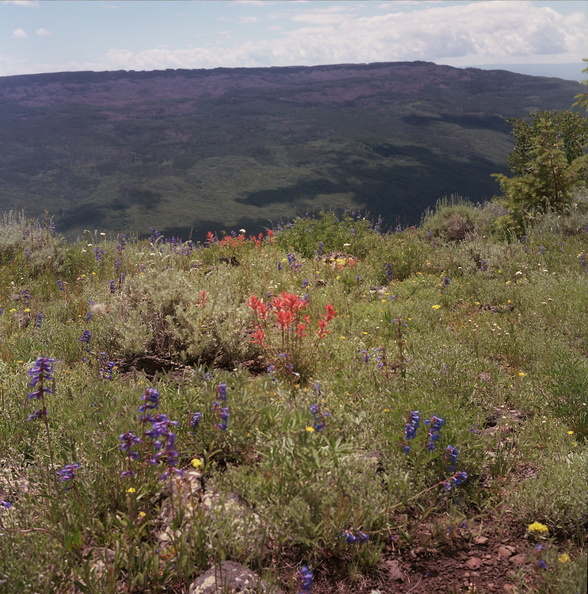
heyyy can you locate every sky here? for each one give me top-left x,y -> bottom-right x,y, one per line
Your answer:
0,0 -> 587,80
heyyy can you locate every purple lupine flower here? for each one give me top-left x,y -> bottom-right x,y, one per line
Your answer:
189,411 -> 202,432
385,262 -> 394,281
58,463 -> 80,483
424,415 -> 445,451
361,350 -> 370,363
342,529 -> 369,544
214,405 -> 230,431
57,279 -> 66,291
403,410 -> 421,441
216,383 -> 227,402
28,357 -> 55,400
109,280 -> 116,294
103,359 -> 115,380
445,445 -> 459,472
94,247 -> 105,264
119,431 -> 141,460
78,330 -> 91,345
20,289 -> 31,305
144,414 -> 178,443
138,387 -> 160,413
35,312 -> 42,328
297,564 -> 313,593
310,403 -> 329,431
443,471 -> 468,491
0,500 -> 11,509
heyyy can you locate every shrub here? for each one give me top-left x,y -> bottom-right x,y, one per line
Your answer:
421,195 -> 483,241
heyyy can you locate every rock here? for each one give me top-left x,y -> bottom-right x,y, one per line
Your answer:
189,561 -> 284,594
473,536 -> 489,546
465,557 -> 482,570
509,554 -> 528,567
384,559 -> 405,582
498,546 -> 513,559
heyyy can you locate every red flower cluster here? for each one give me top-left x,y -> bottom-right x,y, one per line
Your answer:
248,292 -> 337,348
205,229 -> 274,247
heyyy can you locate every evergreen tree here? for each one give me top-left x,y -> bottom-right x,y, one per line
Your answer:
493,110 -> 588,226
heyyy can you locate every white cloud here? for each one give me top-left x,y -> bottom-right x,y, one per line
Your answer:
11,28 -> 28,39
35,28 -> 52,37
290,5 -> 360,25
92,1 -> 584,72
3,1 -> 39,6
2,1 -> 585,77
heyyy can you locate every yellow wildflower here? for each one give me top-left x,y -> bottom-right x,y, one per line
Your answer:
528,521 -> 548,534
191,458 -> 203,469
305,426 -> 315,433
567,430 -> 574,435
126,487 -> 136,494
557,553 -> 570,563
518,372 -> 527,377
138,511 -> 146,519
432,304 -> 441,310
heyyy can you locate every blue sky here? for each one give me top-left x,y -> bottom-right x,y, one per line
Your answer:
1,1 -> 586,79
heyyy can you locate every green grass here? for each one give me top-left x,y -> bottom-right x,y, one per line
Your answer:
0,204 -> 587,593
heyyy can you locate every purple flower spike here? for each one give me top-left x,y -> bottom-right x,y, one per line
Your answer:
216,383 -> 227,402
189,411 -> 202,432
445,445 -> 459,472
58,463 -> 80,482
27,357 -> 55,400
424,415 -> 445,451
403,410 -> 421,440
138,387 -> 160,412
297,564 -> 313,593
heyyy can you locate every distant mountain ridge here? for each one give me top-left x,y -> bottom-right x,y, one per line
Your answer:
0,61 -> 584,239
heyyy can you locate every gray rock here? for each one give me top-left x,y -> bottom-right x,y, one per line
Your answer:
189,561 -> 284,594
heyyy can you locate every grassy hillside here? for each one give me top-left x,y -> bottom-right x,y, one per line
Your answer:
0,62 -> 584,240
0,203 -> 586,593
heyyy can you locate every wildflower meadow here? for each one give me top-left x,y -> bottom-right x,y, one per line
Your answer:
0,204 -> 586,593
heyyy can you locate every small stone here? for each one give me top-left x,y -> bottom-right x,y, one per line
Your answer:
510,554 -> 528,567
385,560 -> 404,582
498,546 -> 513,559
466,557 -> 482,570
474,536 -> 489,545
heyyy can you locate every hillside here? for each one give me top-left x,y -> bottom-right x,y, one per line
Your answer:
0,61 -> 584,239
0,207 -> 586,592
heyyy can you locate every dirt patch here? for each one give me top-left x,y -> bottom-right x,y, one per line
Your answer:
309,513 -> 557,593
